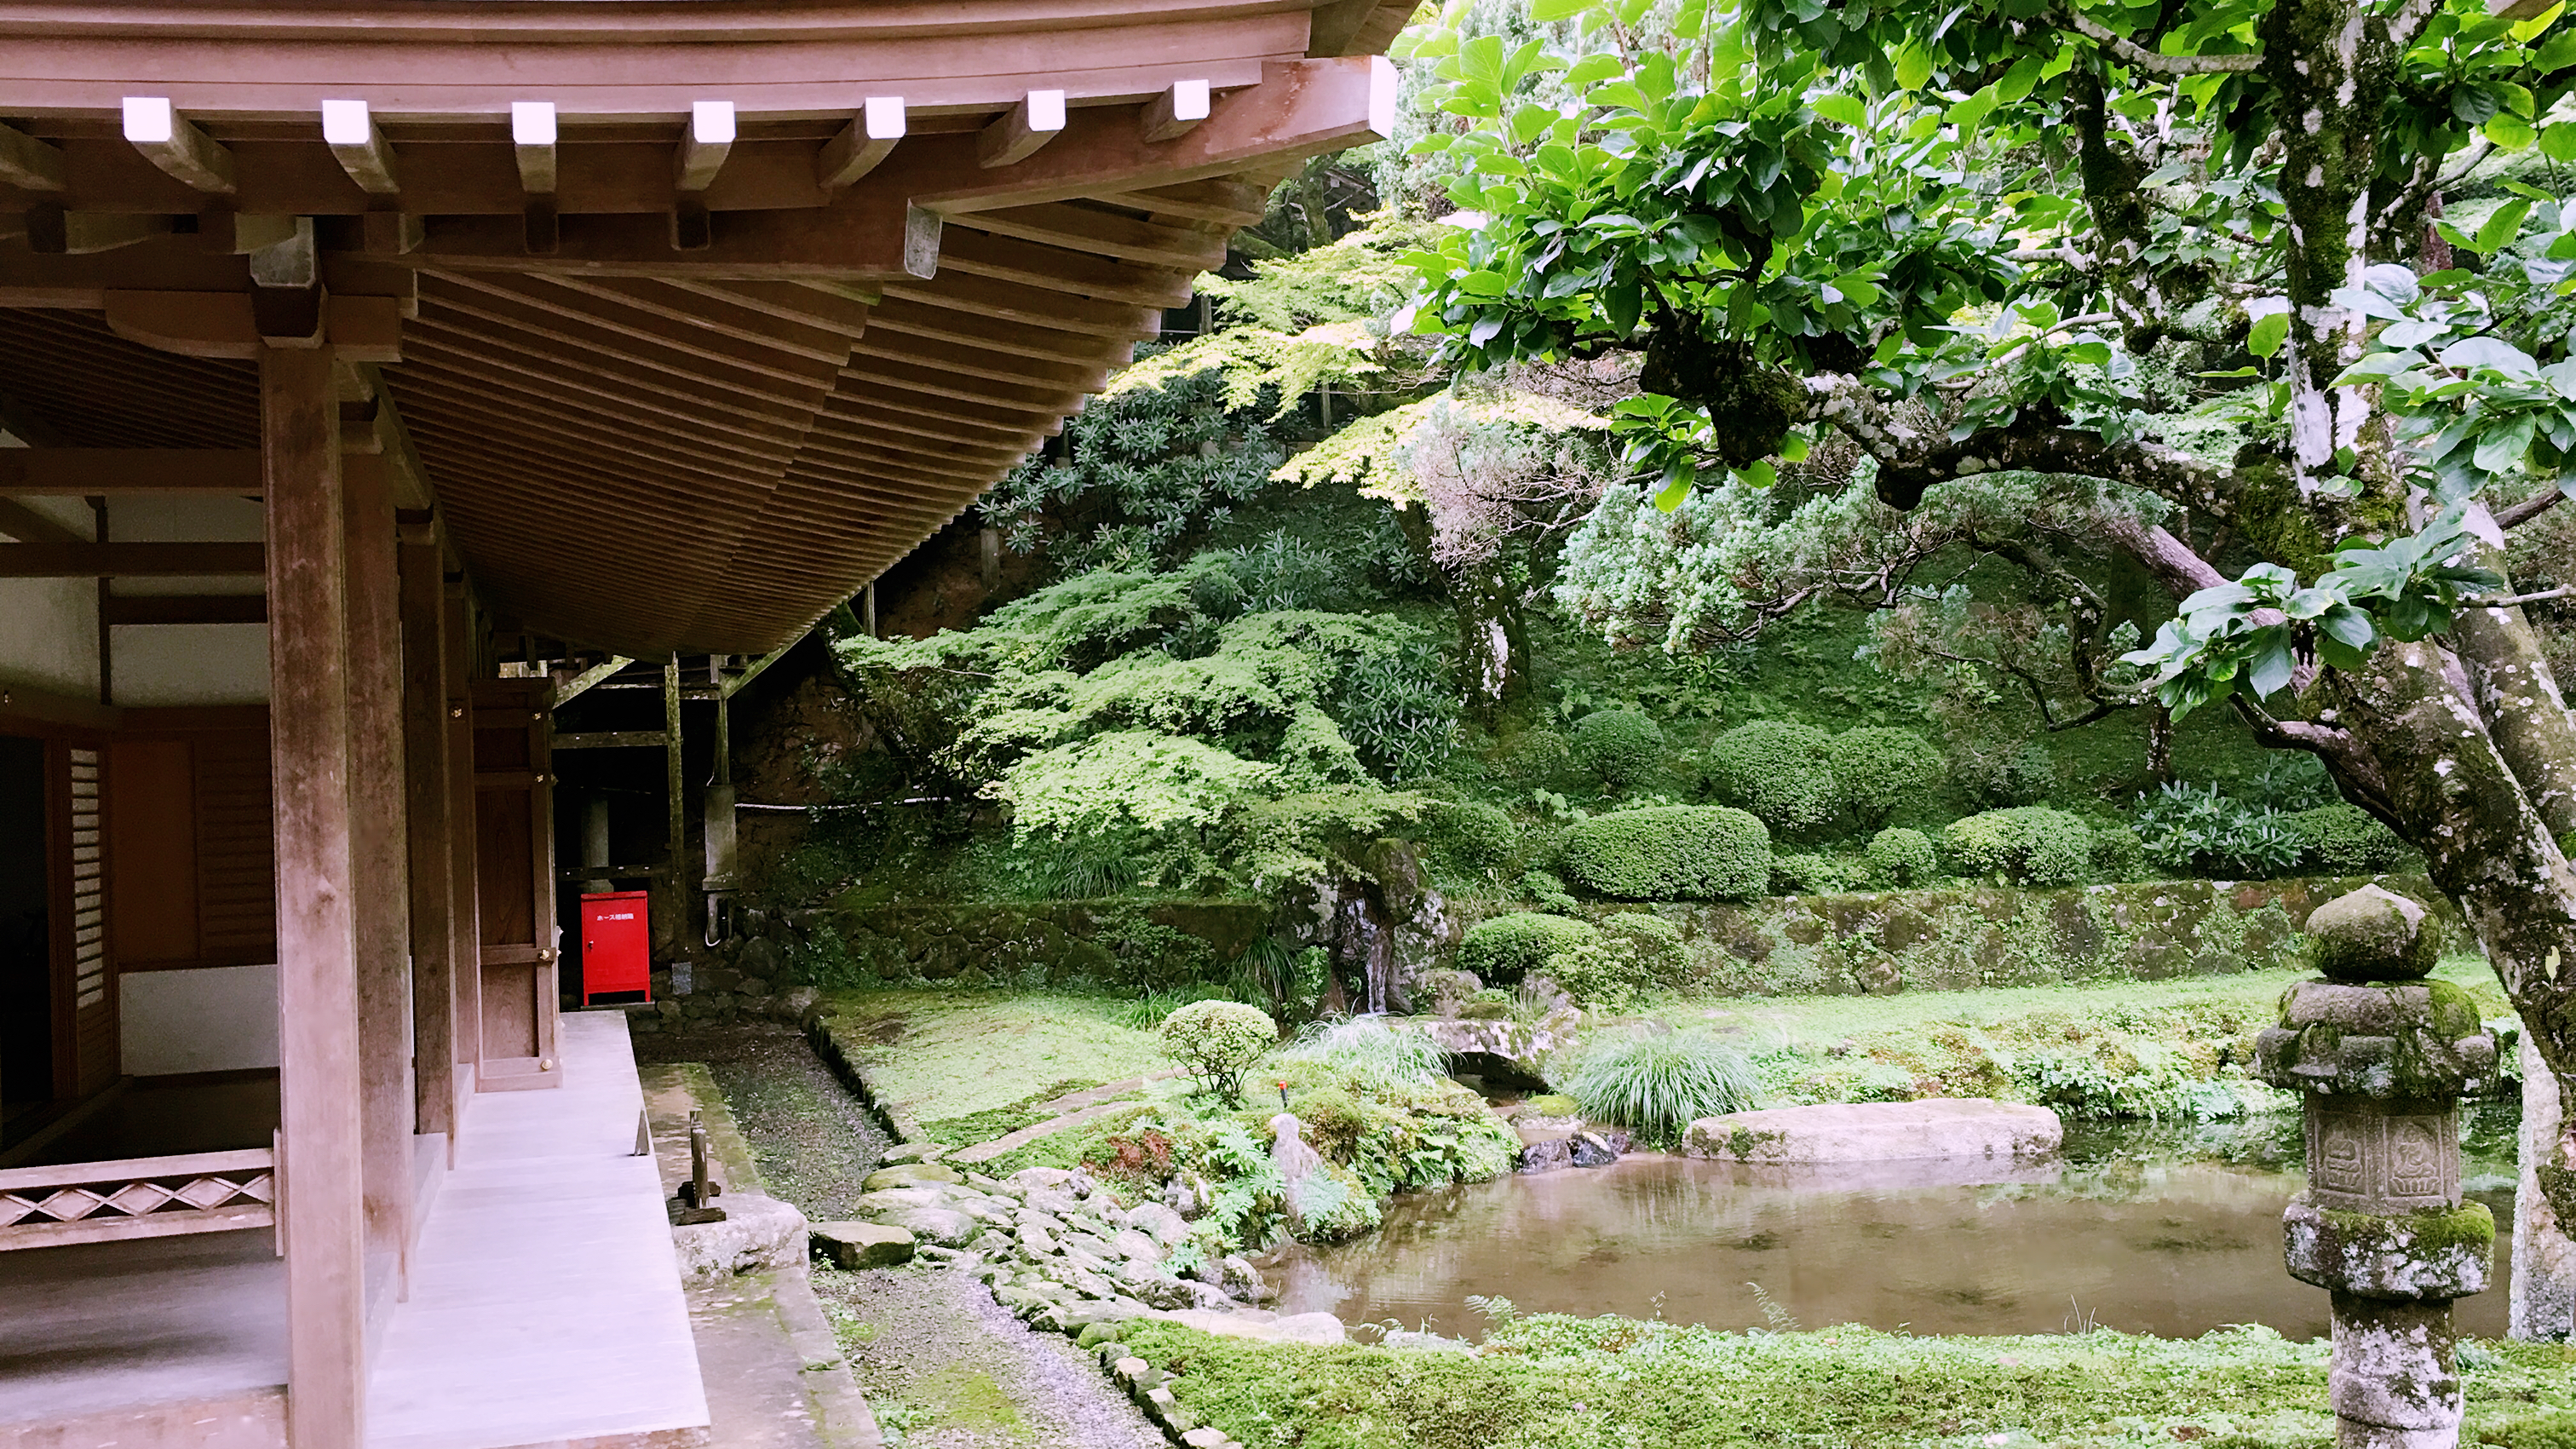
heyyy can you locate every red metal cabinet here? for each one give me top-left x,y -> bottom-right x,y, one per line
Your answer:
579,890 -> 651,1004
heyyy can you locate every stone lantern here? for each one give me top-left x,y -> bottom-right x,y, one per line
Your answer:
2256,884 -> 2499,1449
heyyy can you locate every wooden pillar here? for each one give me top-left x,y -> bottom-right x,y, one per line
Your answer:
443,581 -> 480,1098
398,532 -> 457,1165
346,452 -> 411,1310
263,343 -> 365,1447
663,658 -> 684,950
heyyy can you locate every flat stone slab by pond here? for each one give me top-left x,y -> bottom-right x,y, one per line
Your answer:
1684,1099 -> 2062,1164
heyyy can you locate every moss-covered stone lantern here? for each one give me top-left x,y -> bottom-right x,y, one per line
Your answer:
2255,884 -> 2499,1449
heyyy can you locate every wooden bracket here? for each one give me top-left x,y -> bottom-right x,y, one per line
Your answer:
322,99 -> 400,196
1141,79 -> 1211,142
26,206 -> 170,256
818,96 -> 905,190
123,96 -> 235,193
0,122 -> 66,192
674,101 -> 734,193
977,89 -> 1066,168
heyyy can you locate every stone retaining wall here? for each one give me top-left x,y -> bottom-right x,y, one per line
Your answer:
830,900 -> 1274,991
1532,872 -> 2464,998
802,874 -> 2463,1003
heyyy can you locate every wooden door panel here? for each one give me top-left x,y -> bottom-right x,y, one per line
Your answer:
471,682 -> 556,1091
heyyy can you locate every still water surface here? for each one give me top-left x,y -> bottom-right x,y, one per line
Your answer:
1261,1107 -> 2521,1341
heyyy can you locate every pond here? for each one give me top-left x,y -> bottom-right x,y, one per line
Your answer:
1259,1104 -> 2523,1342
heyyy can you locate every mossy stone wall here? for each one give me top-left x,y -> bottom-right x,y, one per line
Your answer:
1456,874 -> 2464,998
832,899 -> 1273,990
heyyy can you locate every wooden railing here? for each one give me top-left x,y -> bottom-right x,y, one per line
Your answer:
0,1147 -> 275,1250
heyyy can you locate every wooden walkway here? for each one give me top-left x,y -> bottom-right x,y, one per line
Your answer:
367,1011 -> 710,1449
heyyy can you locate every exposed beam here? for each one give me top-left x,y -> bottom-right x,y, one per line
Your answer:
818,96 -> 906,190
515,101 -> 559,254
322,99 -> 401,196
675,101 -> 736,193
0,498 -> 85,546
1141,79 -> 1211,142
550,654 -> 633,707
102,594 -> 267,625
720,625 -> 810,699
100,292 -> 403,364
122,96 -> 236,193
554,730 -> 667,750
0,121 -> 66,192
978,89 -> 1066,168
0,448 -> 264,495
511,101 -> 559,194
26,207 -> 171,256
0,543 -> 264,577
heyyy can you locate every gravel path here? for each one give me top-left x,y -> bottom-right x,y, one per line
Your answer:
812,1261 -> 1164,1449
644,1021 -> 1162,1448
637,1021 -> 895,1220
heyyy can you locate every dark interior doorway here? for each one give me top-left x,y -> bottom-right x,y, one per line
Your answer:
0,733 -> 52,1130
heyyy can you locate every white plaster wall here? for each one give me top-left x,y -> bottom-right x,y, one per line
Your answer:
110,623 -> 270,705
106,495 -> 265,596
121,963 -> 279,1076
0,495 -> 100,699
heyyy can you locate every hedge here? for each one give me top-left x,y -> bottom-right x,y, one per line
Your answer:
1560,806 -> 1770,900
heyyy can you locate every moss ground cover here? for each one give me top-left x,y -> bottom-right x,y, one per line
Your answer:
821,989 -> 1170,1144
1116,1318 -> 2576,1449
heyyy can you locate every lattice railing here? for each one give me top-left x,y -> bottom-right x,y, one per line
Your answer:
0,1147 -> 276,1251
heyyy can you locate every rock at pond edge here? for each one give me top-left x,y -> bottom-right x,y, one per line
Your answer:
1684,1099 -> 2062,1164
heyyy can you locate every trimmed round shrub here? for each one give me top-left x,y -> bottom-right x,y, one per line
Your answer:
1866,827 -> 1940,887
1422,797 -> 1516,879
2286,802 -> 2415,873
1459,911 -> 1602,983
1572,709 -> 1665,790
1564,1032 -> 1762,1148
1707,721 -> 1837,830
1828,727 -> 1944,825
1157,999 -> 1278,1106
1559,806 -> 1771,900
1941,807 -> 2096,886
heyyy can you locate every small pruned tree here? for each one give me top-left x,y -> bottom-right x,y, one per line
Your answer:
1158,999 -> 1280,1107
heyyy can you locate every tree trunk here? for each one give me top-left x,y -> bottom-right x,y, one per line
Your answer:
1453,555 -> 1527,727
2517,1033 -> 2576,1339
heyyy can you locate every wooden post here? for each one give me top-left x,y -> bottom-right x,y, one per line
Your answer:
345,453 -> 411,1307
398,534 -> 456,1163
442,580 -> 480,1104
662,658 -> 684,952
262,343 -> 365,1446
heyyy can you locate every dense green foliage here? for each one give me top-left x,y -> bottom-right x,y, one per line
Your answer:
1562,1032 -> 1761,1146
1558,805 -> 1771,900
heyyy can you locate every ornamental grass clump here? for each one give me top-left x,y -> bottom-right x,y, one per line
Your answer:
1158,999 -> 1278,1107
1280,1015 -> 1449,1090
1565,1032 -> 1761,1149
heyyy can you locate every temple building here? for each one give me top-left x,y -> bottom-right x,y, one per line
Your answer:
0,3 -> 1403,1444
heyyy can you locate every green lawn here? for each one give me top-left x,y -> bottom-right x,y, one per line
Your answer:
820,988 -> 1170,1145
1118,1317 -> 2576,1449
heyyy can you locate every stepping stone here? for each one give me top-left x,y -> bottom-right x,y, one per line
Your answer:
879,1141 -> 949,1164
809,1220 -> 916,1269
862,1162 -> 963,1191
